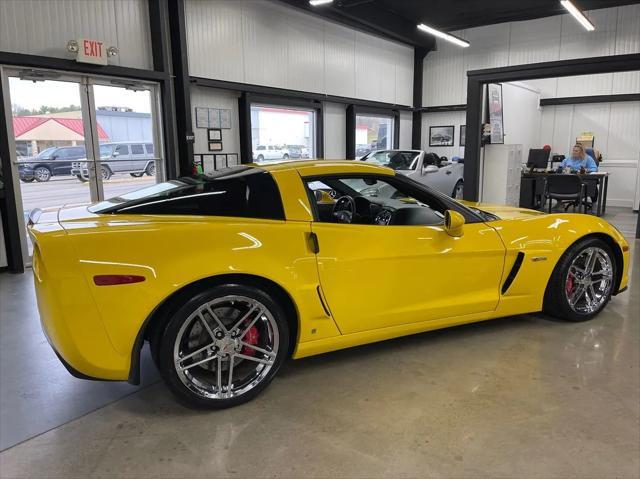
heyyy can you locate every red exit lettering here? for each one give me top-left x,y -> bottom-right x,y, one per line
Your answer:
83,39 -> 103,58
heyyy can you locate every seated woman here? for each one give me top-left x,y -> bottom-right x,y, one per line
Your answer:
561,144 -> 598,172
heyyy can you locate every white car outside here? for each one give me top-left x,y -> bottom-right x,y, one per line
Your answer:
360,149 -> 464,199
253,145 -> 290,161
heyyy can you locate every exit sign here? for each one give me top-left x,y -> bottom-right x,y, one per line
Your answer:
76,38 -> 107,65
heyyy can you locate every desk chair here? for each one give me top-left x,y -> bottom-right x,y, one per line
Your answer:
581,176 -> 599,212
544,175 -> 586,213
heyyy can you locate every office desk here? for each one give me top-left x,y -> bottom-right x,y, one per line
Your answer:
520,172 -> 610,216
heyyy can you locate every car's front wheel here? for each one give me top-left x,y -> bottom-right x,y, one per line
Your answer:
145,162 -> 156,176
544,237 -> 616,322
157,284 -> 289,409
34,166 -> 52,182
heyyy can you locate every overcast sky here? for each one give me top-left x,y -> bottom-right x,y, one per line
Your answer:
8,77 -> 152,114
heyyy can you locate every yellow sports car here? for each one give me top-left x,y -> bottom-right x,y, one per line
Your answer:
29,160 -> 630,408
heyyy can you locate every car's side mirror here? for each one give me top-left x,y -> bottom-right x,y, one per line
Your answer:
423,164 -> 438,174
444,210 -> 465,237
51,154 -> 59,160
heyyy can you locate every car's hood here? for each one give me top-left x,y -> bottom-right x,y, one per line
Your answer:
460,201 -> 545,219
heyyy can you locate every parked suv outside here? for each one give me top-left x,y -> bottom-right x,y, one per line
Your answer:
19,145 -> 87,182
252,145 -> 290,161
71,142 -> 156,181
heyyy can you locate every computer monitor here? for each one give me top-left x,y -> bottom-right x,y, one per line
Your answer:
527,149 -> 550,169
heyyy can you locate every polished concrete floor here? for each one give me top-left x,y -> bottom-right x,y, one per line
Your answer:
0,212 -> 638,478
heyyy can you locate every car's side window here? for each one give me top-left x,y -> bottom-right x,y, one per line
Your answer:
145,143 -> 154,154
131,144 -> 144,155
304,175 -> 448,226
115,145 -> 129,155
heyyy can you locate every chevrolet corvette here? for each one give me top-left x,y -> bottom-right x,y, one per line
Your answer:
29,160 -> 629,408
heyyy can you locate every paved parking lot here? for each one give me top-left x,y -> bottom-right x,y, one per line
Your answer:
18,174 -> 156,217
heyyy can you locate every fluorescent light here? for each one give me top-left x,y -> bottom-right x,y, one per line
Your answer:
309,0 -> 333,6
417,24 -> 470,48
560,0 -> 595,31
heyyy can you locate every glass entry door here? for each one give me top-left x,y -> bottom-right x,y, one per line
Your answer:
2,67 -> 164,260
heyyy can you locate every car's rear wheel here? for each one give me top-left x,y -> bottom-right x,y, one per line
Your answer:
101,165 -> 112,180
452,180 -> 464,199
257,154 -> 264,161
130,172 -> 144,178
145,162 -> 156,176
34,166 -> 51,182
544,237 -> 616,322
157,284 -> 289,409
283,153 -> 289,160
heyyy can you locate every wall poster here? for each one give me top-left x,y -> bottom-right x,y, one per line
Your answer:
487,83 -> 504,144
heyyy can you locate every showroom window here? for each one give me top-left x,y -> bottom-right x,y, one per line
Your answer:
355,114 -> 395,159
250,104 -> 316,162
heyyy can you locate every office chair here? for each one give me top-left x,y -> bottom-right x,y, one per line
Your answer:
544,175 -> 586,213
581,176 -> 599,212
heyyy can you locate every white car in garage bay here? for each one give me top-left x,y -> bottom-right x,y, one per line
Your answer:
360,149 -> 464,198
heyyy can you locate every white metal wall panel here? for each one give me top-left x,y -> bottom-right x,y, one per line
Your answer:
399,111 -> 412,149
571,103 -> 612,156
463,24 -> 511,72
557,73 -> 613,98
323,102 -> 346,159
186,0 -> 245,82
286,8 -> 325,94
355,32 -> 396,104
422,41 -> 465,106
0,0 -> 151,69
538,106 -> 556,146
242,1 -> 289,89
394,44 -> 414,106
508,16 -> 562,65
551,106 -> 574,155
613,71 -> 640,95
615,4 -> 640,55
324,22 -> 356,98
607,102 -> 640,161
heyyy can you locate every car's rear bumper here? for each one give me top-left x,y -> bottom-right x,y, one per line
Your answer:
29,222 -> 130,382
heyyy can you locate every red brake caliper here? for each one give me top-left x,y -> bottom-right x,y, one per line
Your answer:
566,274 -> 574,296
242,326 -> 259,356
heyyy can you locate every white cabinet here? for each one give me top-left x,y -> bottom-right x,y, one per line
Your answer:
481,144 -> 523,206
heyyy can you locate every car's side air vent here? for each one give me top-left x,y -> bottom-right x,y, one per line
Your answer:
501,252 -> 525,294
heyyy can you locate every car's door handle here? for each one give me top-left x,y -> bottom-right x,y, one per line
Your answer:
446,170 -> 452,175
308,232 -> 320,254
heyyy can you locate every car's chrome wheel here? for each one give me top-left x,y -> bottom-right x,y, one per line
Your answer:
34,166 -> 51,182
565,247 -> 613,315
173,295 -> 279,400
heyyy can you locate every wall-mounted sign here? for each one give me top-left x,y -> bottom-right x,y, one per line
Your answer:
487,83 -> 504,144
76,38 -> 107,65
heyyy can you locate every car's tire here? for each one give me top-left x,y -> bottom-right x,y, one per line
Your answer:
130,172 -> 144,178
543,237 -> 616,322
21,178 -> 35,183
34,166 -> 52,182
257,154 -> 264,162
157,284 -> 290,409
145,162 -> 156,176
76,174 -> 88,182
283,154 -> 289,160
452,180 -> 464,199
101,165 -> 112,180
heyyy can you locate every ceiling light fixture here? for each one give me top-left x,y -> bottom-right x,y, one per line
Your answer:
560,0 -> 595,31
417,24 -> 470,48
309,0 -> 333,6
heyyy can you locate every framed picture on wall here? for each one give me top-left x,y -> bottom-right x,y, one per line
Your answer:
208,142 -> 223,152
429,126 -> 455,147
459,125 -> 466,146
208,128 -> 222,142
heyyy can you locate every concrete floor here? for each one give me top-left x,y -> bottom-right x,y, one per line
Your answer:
0,212 -> 638,478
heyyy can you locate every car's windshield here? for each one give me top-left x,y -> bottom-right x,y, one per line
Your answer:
36,147 -> 57,159
362,151 -> 420,170
99,144 -> 114,157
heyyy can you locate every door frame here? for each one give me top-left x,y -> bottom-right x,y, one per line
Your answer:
0,66 -> 166,267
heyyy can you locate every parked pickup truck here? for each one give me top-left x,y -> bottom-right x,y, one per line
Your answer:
71,142 -> 156,181
19,145 -> 87,182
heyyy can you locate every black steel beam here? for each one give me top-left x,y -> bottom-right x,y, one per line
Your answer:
421,104 -> 467,113
463,78 -> 483,202
238,93 -> 252,164
540,93 -> 640,106
346,105 -> 356,160
148,0 -> 179,180
0,84 -> 24,273
412,48 -> 429,149
167,0 -> 194,176
468,53 -> 640,83
191,76 -> 413,111
0,51 -> 167,82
